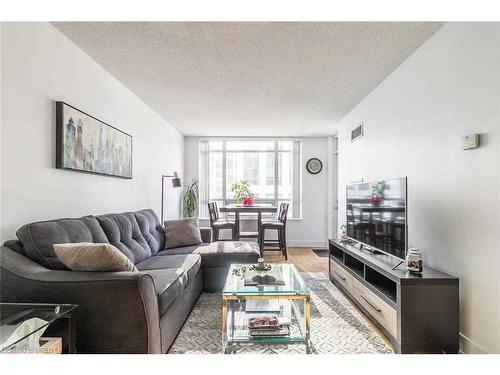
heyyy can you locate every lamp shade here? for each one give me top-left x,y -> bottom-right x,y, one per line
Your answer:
172,177 -> 182,188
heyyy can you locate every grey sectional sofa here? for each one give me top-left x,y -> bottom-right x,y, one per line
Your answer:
0,209 -> 260,353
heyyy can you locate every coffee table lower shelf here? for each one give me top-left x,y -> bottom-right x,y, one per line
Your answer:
222,294 -> 312,354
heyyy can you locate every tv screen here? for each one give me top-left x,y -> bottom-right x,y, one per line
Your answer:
346,177 -> 407,259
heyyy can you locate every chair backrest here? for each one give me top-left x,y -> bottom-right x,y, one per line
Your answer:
278,203 -> 289,225
208,202 -> 220,225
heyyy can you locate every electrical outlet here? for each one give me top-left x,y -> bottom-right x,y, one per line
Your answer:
460,134 -> 479,150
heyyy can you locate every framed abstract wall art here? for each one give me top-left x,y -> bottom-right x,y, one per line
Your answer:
56,101 -> 132,178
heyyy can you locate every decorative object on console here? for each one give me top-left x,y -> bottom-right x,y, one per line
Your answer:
406,248 -> 423,274
182,179 -> 199,218
56,101 -> 132,179
306,157 -> 323,174
339,224 -> 357,245
230,180 -> 255,205
161,171 -> 182,223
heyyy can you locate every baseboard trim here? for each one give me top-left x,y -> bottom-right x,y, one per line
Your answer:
459,333 -> 488,354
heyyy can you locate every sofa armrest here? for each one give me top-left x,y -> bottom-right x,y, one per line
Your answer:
0,246 -> 160,353
199,227 -> 212,243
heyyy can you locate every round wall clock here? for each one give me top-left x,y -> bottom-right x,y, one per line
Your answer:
306,158 -> 323,174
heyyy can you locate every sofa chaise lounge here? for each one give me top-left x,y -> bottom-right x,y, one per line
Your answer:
0,209 -> 260,353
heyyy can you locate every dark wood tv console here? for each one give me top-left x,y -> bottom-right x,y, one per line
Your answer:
328,239 -> 459,353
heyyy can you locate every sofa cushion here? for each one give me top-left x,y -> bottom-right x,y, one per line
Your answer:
164,218 -> 203,249
54,242 -> 138,272
136,254 -> 201,287
156,241 -> 260,268
142,269 -> 185,316
96,212 -> 152,264
16,216 -> 109,270
156,244 -> 202,256
133,209 -> 165,255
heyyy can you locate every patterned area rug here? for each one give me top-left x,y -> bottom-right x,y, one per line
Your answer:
169,272 -> 393,354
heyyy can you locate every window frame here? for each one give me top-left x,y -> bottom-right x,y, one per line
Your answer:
199,138 -> 302,220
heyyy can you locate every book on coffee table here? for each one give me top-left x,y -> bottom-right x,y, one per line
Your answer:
248,316 -> 279,330
250,326 -> 290,337
247,315 -> 291,338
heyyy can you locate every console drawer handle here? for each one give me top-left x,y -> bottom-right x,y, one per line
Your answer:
334,271 -> 346,281
360,294 -> 382,312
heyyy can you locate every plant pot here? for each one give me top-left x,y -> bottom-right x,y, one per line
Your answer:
370,195 -> 382,205
243,197 -> 254,206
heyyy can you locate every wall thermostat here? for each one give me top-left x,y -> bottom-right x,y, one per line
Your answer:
460,134 -> 479,150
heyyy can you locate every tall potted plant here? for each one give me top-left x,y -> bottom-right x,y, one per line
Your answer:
231,180 -> 255,206
182,179 -> 199,217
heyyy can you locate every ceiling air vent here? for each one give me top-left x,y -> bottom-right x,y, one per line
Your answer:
351,123 -> 364,142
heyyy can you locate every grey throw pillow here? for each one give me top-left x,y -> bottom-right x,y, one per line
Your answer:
164,218 -> 203,249
53,242 -> 138,272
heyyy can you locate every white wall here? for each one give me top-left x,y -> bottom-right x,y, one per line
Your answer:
337,23 -> 500,353
184,137 -> 329,248
294,137 -> 329,247
0,23 -> 184,241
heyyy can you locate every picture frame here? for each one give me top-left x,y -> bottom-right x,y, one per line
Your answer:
56,101 -> 133,179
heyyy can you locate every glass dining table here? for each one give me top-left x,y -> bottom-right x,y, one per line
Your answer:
219,205 -> 277,240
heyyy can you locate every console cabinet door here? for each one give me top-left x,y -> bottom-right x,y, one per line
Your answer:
351,281 -> 397,337
330,260 -> 354,294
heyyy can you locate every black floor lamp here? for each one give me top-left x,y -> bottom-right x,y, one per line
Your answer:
161,171 -> 182,224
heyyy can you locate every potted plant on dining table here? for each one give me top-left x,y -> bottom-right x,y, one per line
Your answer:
231,180 -> 255,206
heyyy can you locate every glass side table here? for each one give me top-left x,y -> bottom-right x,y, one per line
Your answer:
222,263 -> 312,354
0,303 -> 78,354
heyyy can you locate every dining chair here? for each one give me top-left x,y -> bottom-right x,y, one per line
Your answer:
208,202 -> 237,241
259,202 -> 289,260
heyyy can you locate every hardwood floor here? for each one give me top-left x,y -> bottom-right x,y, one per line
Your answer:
263,247 -> 327,272
263,247 -> 394,350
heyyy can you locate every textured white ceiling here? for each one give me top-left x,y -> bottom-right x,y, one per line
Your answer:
53,22 -> 443,136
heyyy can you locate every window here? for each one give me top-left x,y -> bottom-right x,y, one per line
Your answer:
199,139 -> 302,219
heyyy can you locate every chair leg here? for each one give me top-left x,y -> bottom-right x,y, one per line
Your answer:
259,228 -> 264,257
281,228 -> 288,260
213,228 -> 219,242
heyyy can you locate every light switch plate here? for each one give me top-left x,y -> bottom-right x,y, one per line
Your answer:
460,134 -> 479,150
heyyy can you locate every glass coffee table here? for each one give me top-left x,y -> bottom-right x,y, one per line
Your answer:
0,303 -> 78,353
222,263 -> 312,353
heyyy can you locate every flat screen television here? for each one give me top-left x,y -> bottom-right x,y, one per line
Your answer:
346,177 -> 407,259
